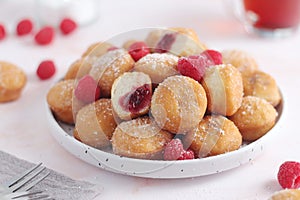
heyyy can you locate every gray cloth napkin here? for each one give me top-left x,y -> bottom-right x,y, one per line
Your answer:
0,151 -> 102,200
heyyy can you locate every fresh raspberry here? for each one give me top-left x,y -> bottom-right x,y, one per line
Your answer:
0,24 -> 6,40
164,139 -> 185,160
75,75 -> 100,103
60,18 -> 77,35
178,149 -> 195,160
177,55 -> 209,81
16,19 -> 33,36
34,26 -> 54,45
128,41 -> 150,61
36,60 -> 56,80
277,161 -> 300,189
201,49 -> 223,65
164,139 -> 194,161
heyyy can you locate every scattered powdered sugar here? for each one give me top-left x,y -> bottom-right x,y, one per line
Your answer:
134,53 -> 179,84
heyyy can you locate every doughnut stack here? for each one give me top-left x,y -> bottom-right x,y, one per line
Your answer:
47,27 -> 281,160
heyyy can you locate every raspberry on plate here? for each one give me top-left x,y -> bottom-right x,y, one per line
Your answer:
75,75 -> 101,103
201,49 -> 223,65
277,161 -> 300,189
177,55 -> 209,81
16,19 -> 33,36
34,26 -> 55,45
0,24 -> 6,40
177,49 -> 222,82
128,41 -> 150,61
60,18 -> 77,35
164,138 -> 195,160
36,60 -> 56,80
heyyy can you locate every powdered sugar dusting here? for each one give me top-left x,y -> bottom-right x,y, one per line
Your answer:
134,53 -> 179,83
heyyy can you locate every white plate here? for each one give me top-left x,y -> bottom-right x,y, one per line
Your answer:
46,95 -> 283,179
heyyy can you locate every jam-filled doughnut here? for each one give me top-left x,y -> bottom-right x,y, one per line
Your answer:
111,117 -> 173,160
0,61 -> 27,102
111,72 -> 152,120
89,48 -> 135,97
242,70 -> 281,107
47,79 -> 76,124
201,64 -> 243,116
74,98 -> 117,149
151,75 -> 207,134
145,27 -> 206,57
183,115 -> 242,158
134,53 -> 179,84
229,96 -> 278,141
222,50 -> 259,75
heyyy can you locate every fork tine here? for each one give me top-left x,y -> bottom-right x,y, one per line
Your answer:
8,163 -> 42,187
10,167 -> 46,193
22,194 -> 50,200
17,172 -> 50,192
12,194 -> 50,200
4,191 -> 43,200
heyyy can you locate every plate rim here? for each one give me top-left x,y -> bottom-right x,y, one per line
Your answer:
46,92 -> 284,179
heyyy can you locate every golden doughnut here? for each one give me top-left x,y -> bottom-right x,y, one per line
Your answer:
229,96 -> 278,141
111,117 -> 173,160
0,61 -> 26,102
151,75 -> 207,134
183,115 -> 242,158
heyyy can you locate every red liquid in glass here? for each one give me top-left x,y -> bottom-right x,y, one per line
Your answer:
243,0 -> 300,29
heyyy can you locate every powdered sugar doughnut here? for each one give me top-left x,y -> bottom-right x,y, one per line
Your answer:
89,49 -> 135,97
0,61 -> 27,102
74,99 -> 117,149
134,53 -> 179,84
111,117 -> 173,160
229,96 -> 278,141
242,70 -> 281,107
201,64 -> 243,116
64,57 -> 96,80
47,80 -> 76,124
222,50 -> 259,75
183,115 -> 242,158
151,75 -> 207,134
111,72 -> 152,120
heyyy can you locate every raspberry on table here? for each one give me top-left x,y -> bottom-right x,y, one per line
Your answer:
0,24 -> 6,40
60,18 -> 77,35
277,161 -> 300,189
16,19 -> 33,36
164,138 -> 195,160
75,75 -> 101,103
128,41 -> 150,61
34,26 -> 55,45
36,60 -> 56,80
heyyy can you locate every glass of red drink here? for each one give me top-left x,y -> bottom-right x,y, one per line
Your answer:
232,0 -> 300,38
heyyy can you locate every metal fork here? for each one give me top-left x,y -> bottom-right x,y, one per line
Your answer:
0,163 -> 50,199
2,191 -> 53,200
